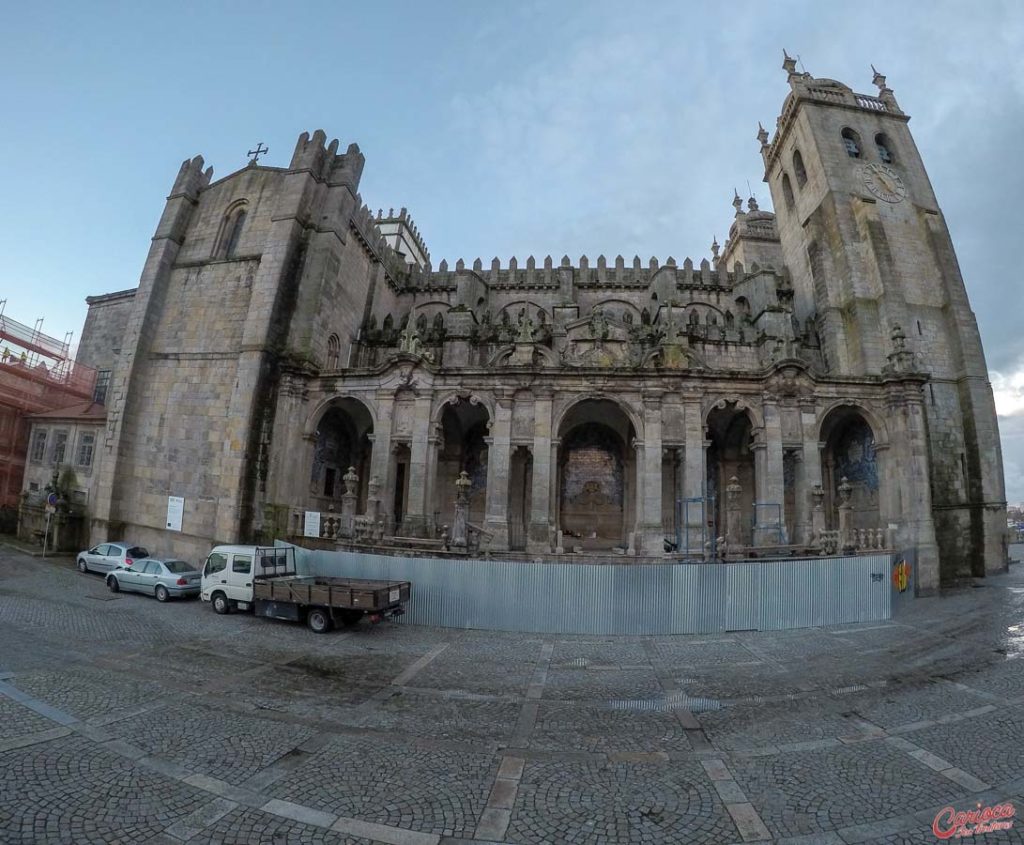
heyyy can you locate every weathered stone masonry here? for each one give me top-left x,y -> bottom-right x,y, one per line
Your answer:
80,60 -> 1007,592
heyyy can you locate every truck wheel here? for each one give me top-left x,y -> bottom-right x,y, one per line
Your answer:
307,607 -> 332,634
155,585 -> 169,603
211,592 -> 230,615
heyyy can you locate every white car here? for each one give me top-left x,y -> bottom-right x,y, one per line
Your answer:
76,542 -> 150,575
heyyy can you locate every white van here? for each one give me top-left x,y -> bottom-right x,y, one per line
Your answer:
200,544 -> 292,614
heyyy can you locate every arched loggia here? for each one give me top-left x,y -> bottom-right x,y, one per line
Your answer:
308,398 -> 373,513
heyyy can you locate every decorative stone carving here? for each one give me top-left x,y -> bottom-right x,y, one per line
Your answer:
340,466 -> 358,538
451,470 -> 471,548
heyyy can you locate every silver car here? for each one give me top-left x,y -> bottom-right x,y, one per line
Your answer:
106,558 -> 201,601
77,542 -> 150,574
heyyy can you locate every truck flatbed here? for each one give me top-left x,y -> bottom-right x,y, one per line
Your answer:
253,574 -> 411,612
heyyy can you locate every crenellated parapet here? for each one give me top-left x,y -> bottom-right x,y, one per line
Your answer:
376,207 -> 430,269
169,155 -> 213,201
401,253 -> 742,293
288,130 -> 366,189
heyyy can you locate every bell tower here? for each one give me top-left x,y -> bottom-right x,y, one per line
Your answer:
759,53 -> 1007,580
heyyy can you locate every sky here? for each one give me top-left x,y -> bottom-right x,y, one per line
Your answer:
1,0 -> 1023,503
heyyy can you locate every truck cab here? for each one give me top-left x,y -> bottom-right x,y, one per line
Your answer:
201,545 -> 291,614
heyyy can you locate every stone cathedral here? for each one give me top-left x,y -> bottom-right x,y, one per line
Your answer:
80,58 -> 1007,593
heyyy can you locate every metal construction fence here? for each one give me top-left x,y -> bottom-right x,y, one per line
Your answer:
283,544 -> 896,635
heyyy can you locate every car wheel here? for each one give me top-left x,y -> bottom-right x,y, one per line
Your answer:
307,607 -> 332,634
78,558 -> 88,574
211,592 -> 230,615
155,585 -> 169,603
107,577 -> 119,593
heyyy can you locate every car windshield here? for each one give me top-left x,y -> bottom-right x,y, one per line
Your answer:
127,547 -> 149,558
163,560 -> 195,574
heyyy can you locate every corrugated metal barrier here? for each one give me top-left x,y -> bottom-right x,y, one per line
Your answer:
285,546 -> 894,635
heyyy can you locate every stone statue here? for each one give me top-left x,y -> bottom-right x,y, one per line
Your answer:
451,470 -> 472,548
516,310 -> 534,343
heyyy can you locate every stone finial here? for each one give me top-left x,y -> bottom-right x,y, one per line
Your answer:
726,475 -> 742,497
343,466 -> 359,495
747,195 -> 759,212
756,123 -> 769,149
733,189 -> 744,214
454,469 -> 471,501
711,237 -> 720,259
782,48 -> 797,76
838,476 -> 853,506
890,323 -> 907,352
871,63 -> 888,93
811,483 -> 825,510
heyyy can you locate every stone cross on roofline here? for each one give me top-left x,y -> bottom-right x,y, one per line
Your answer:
247,142 -> 268,165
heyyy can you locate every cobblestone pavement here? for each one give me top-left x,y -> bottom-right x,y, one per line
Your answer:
1,545 -> 1023,844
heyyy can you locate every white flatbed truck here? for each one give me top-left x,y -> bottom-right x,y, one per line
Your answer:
200,545 -> 410,633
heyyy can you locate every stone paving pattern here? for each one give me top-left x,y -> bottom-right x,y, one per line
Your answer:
1,546 -> 1024,844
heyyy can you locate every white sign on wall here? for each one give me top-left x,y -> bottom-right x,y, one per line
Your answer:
304,511 -> 321,538
166,496 -> 185,532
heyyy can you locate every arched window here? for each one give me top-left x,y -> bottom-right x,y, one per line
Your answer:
792,149 -> 807,187
841,128 -> 861,159
325,334 -> 340,370
215,203 -> 248,259
782,173 -> 795,210
875,133 -> 895,164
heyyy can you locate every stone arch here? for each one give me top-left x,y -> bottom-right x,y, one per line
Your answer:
304,394 -> 377,439
593,298 -> 642,324
818,403 -> 884,532
556,397 -> 639,551
815,400 -> 888,448
702,396 -> 764,432
214,199 -> 249,260
553,393 -> 644,441
430,391 -> 496,426
705,401 -> 758,545
434,395 -> 493,535
497,299 -> 548,322
305,395 -> 375,515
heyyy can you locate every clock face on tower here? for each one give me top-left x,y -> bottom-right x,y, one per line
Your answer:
861,163 -> 906,203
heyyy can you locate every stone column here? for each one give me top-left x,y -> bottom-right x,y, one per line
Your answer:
365,474 -> 381,524
640,393 -> 664,555
368,391 -> 394,528
451,470 -> 471,548
550,438 -> 561,542
402,395 -> 434,537
424,428 -> 441,537
754,398 -> 786,545
340,466 -> 358,538
796,403 -> 822,546
889,382 -> 940,593
681,398 -> 707,555
483,393 -> 513,550
528,390 -> 553,552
